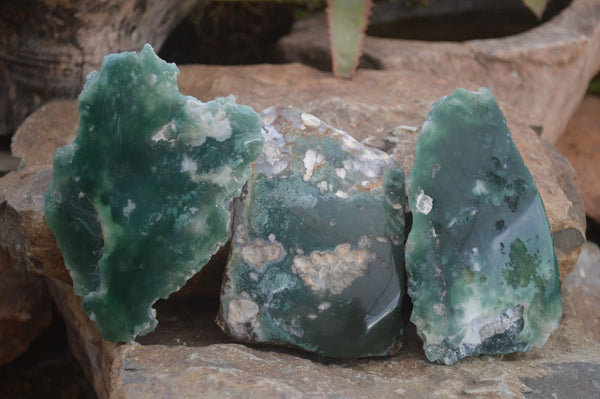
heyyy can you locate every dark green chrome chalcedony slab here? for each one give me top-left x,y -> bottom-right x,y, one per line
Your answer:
217,107 -> 407,358
405,87 -> 562,365
44,45 -> 264,342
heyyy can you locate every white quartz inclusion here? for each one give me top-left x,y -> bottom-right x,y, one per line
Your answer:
415,189 -> 433,214
182,99 -> 232,146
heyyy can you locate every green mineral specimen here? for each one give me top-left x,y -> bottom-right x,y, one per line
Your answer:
405,87 -> 562,365
217,107 -> 406,358
44,44 -> 264,342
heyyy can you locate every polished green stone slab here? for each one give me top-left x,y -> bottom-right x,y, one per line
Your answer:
405,87 -> 562,365
45,45 -> 263,342
217,107 -> 406,358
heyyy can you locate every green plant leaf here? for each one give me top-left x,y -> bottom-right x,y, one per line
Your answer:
327,0 -> 372,78
522,0 -> 549,19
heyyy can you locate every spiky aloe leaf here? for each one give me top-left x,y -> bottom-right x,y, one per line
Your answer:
522,0 -> 549,18
326,0 -> 372,79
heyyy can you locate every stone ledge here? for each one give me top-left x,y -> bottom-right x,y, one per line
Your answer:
49,273 -> 600,399
277,0 -> 600,143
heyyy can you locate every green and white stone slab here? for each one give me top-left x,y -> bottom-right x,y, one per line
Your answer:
45,45 -> 264,342
405,87 -> 562,365
218,107 -> 406,358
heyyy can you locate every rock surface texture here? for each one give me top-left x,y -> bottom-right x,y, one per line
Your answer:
405,88 -> 561,365
0,61 -> 590,397
44,46 -> 263,342
556,95 -> 600,224
218,107 -> 406,358
0,248 -> 51,366
565,241 -> 600,342
276,0 -> 600,143
114,295 -> 600,399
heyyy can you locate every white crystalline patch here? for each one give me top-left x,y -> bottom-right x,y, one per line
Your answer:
122,199 -> 136,218
334,190 -> 349,199
460,305 -> 524,349
376,236 -> 388,243
343,158 -> 381,180
206,165 -> 233,187
241,238 -> 285,270
227,292 -> 260,338
150,74 -> 157,84
447,208 -> 478,228
415,189 -> 433,215
359,147 -> 387,163
335,168 -> 347,179
152,121 -> 176,142
182,99 -> 232,146
260,106 -> 277,125
339,133 -> 361,150
180,155 -> 198,174
292,243 -> 374,295
152,130 -> 168,143
472,180 -> 489,196
78,192 -> 84,199
316,180 -> 328,192
460,295 -> 487,326
254,125 -> 291,177
318,302 -> 331,312
302,149 -> 325,182
301,112 -> 321,127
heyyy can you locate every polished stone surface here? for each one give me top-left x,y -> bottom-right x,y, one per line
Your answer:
405,88 -> 562,364
44,45 -> 263,342
218,107 -> 406,358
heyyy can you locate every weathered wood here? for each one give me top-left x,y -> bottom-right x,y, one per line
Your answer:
0,0 -> 204,137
